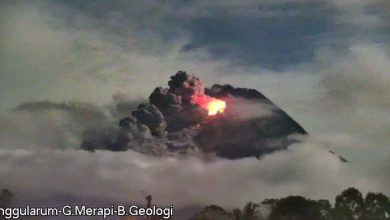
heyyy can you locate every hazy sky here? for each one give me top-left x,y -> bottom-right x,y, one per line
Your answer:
0,0 -> 389,218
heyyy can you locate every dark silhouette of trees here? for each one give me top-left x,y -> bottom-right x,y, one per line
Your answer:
316,199 -> 332,219
361,192 -> 390,220
189,205 -> 233,220
190,187 -> 389,220
268,196 -> 328,220
333,187 -> 365,220
242,202 -> 257,220
233,208 -> 243,220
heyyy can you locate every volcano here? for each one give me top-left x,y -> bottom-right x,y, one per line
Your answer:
81,71 -> 308,159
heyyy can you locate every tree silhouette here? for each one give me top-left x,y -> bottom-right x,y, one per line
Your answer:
233,208 -> 243,220
268,196 -> 325,220
315,199 -> 332,219
361,192 -> 390,220
242,202 -> 257,220
333,187 -> 364,220
190,187 -> 390,220
189,205 -> 232,220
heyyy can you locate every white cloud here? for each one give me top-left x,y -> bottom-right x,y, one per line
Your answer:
0,139 -> 373,210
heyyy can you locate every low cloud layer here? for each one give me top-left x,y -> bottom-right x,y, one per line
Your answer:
0,141 -> 374,210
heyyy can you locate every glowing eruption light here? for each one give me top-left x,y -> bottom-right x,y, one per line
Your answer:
192,95 -> 226,116
207,99 -> 226,116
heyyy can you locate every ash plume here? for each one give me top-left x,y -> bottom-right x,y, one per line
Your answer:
167,71 -> 204,103
81,71 -> 308,159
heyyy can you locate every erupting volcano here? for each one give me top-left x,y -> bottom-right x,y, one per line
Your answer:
82,71 -> 309,159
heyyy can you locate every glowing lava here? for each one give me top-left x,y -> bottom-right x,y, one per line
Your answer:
207,98 -> 226,116
192,95 -> 226,116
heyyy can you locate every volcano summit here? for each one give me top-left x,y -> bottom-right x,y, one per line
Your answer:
81,71 -> 307,159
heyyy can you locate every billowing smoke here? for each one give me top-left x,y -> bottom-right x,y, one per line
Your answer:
149,72 -> 209,132
71,71 -> 308,160
167,71 -> 204,104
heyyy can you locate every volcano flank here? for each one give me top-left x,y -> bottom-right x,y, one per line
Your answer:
81,71 -> 308,159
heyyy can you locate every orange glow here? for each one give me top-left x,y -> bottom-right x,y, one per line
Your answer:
207,99 -> 226,116
192,94 -> 226,116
